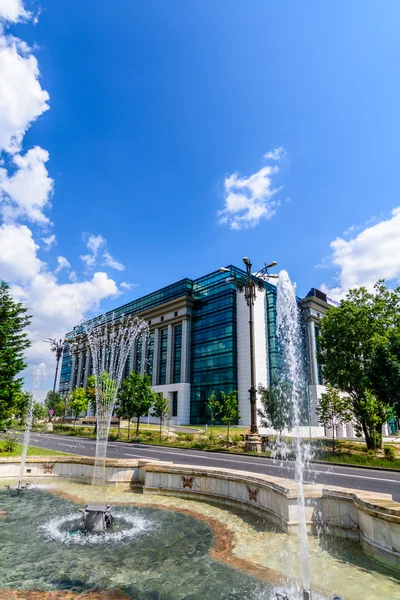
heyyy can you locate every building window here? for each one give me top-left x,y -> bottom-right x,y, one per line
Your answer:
161,316 -> 164,322
174,311 -> 178,317
158,328 -> 168,384
148,320 -> 151,325
172,324 -> 182,383
171,391 -> 178,417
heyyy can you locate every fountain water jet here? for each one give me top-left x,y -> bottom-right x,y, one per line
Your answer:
276,271 -> 311,599
6,362 -> 46,497
73,313 -> 148,531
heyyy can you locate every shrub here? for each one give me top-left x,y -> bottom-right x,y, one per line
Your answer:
2,432 -> 19,452
384,445 -> 396,461
108,433 -> 119,441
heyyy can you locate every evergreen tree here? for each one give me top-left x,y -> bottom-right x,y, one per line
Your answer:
0,281 -> 31,427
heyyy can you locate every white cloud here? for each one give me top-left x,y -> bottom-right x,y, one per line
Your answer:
321,207 -> 400,299
218,148 -> 284,230
0,30 -> 49,154
0,223 -> 120,384
0,222 -> 42,283
0,146 -> 54,223
69,271 -> 77,282
81,233 -> 125,271
42,233 -> 56,251
120,281 -> 138,291
0,0 -> 29,23
264,147 -> 286,161
54,256 -> 71,274
103,250 -> 125,271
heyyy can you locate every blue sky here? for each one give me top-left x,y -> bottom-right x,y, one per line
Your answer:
1,0 -> 400,390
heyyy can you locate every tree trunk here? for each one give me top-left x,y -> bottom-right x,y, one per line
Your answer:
136,416 -> 140,437
160,419 -> 162,440
332,424 -> 335,454
128,419 -> 131,440
227,423 -> 230,445
118,418 -> 121,437
74,416 -> 77,427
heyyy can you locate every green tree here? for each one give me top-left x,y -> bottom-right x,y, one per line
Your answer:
118,372 -> 155,438
67,387 -> 89,425
54,400 -> 67,420
316,385 -> 353,453
219,390 -> 239,444
14,390 -> 31,425
0,281 -> 31,427
151,393 -> 171,440
45,389 -> 62,413
369,330 -> 400,417
257,378 -> 293,434
206,390 -> 221,437
32,401 -> 47,424
318,282 -> 400,449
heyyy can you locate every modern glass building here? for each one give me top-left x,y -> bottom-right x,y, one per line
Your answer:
59,266 -> 331,429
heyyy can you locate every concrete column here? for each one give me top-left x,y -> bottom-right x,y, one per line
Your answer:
83,348 -> 91,388
181,319 -> 191,383
71,352 -> 77,389
152,328 -> 160,386
307,321 -> 319,385
166,324 -> 173,384
76,351 -> 84,388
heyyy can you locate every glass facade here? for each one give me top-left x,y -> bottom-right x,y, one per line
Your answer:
172,324 -> 182,384
158,328 -> 168,385
171,391 -> 178,417
145,331 -> 154,378
135,337 -> 143,373
190,270 -> 238,424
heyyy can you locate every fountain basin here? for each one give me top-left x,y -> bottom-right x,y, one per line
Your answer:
1,456 -> 400,570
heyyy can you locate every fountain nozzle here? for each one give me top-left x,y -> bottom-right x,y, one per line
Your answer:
303,590 -> 312,600
5,483 -> 29,497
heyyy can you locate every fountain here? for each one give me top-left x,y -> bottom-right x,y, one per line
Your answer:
74,312 -> 148,531
276,271 -> 312,600
5,362 -> 46,497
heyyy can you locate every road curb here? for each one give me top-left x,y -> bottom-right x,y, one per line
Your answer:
24,430 -> 400,474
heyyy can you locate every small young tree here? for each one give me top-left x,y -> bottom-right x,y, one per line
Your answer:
316,385 -> 353,453
14,391 -> 31,425
118,372 -> 155,438
86,375 -> 97,432
258,378 -> 293,435
45,389 -> 62,413
151,393 -> 171,440
206,390 -> 220,437
32,401 -> 47,424
68,387 -> 89,426
219,390 -> 239,444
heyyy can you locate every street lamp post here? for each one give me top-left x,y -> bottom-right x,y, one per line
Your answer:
220,258 -> 278,452
44,337 -> 65,429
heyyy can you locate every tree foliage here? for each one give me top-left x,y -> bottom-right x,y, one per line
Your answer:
67,387 -> 89,424
257,378 -> 293,433
318,282 -> 400,449
45,390 -> 62,412
118,371 -> 155,438
14,390 -> 31,425
316,385 -> 353,453
151,393 -> 171,439
0,281 -> 31,427
32,401 -> 47,423
206,390 -> 220,436
219,390 -> 239,443
369,330 -> 400,417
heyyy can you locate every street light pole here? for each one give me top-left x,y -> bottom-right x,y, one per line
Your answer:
220,258 -> 278,452
44,337 -> 65,428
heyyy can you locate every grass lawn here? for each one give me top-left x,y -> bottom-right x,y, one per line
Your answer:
0,443 -> 71,457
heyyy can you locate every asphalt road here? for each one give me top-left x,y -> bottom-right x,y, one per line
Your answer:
28,432 -> 400,501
